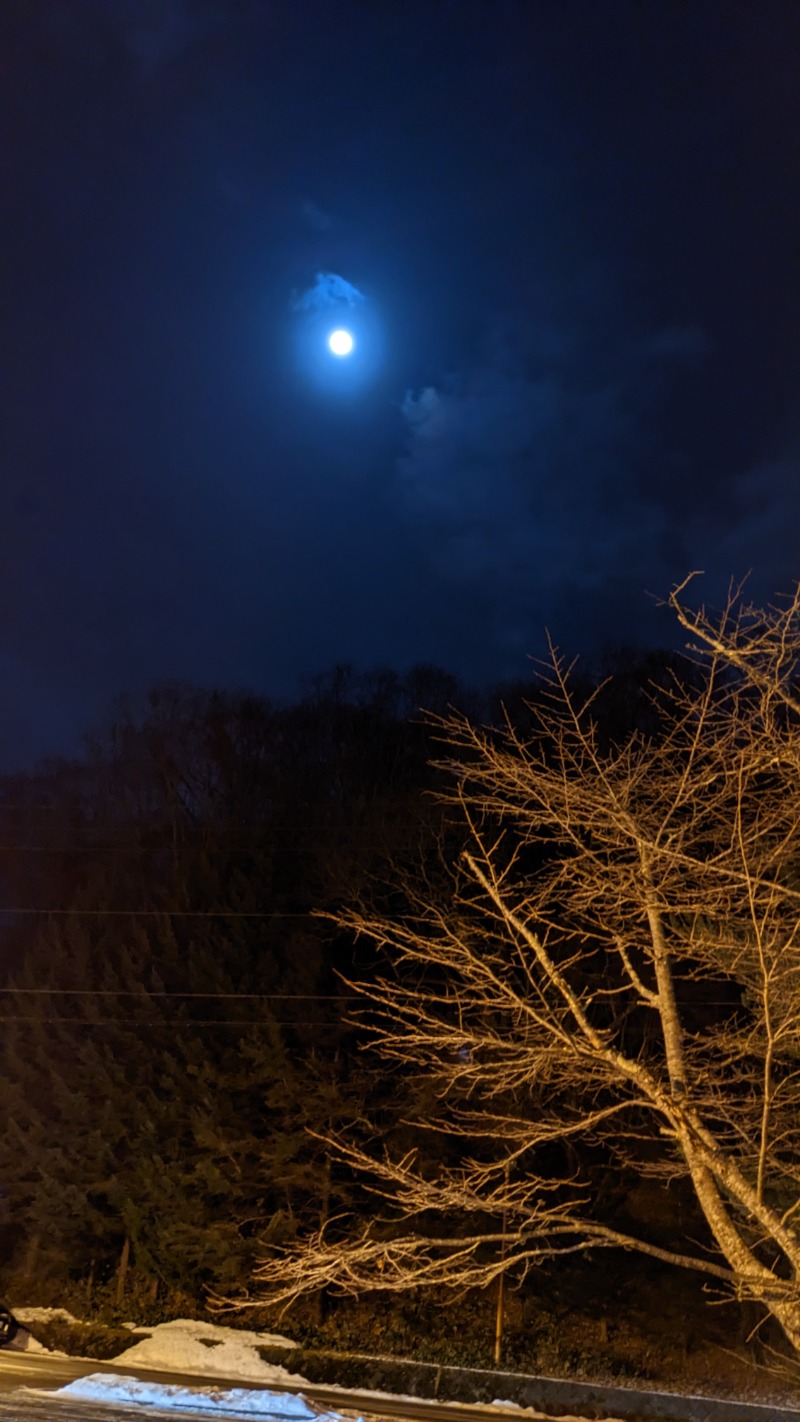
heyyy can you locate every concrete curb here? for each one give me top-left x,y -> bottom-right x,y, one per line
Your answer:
262,1343 -> 800,1422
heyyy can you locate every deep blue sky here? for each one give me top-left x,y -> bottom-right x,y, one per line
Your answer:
3,0 -> 799,767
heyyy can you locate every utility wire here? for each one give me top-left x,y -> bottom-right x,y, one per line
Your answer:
0,1015 -> 347,1027
0,907 -> 317,917
0,989 -> 345,998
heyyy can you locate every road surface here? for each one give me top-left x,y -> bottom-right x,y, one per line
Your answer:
0,1351 -> 565,1422
2,1344 -> 797,1422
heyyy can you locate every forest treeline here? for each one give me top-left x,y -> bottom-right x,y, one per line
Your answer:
0,647 -> 752,1330
0,662 -> 488,1301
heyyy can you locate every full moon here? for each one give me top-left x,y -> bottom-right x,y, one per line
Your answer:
328,328 -> 354,357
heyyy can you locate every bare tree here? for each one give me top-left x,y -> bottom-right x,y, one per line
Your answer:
244,579 -> 800,1355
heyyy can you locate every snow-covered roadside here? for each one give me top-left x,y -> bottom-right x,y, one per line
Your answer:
13,1310 -> 327,1416
3,1307 -> 58,1353
12,1309 -> 300,1379
105,1317 -> 302,1383
54,1374 -> 344,1419
56,1375 -> 554,1420
11,1310 -> 620,1420
12,1308 -> 78,1328
7,1307 -> 791,1422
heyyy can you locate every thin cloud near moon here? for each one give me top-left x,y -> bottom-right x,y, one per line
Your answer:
291,271 -> 365,312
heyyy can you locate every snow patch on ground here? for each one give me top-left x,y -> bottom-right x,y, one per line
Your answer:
2,1305 -> 71,1355
11,1306 -> 79,1326
17,1333 -> 51,1353
118,1318 -> 303,1383
8,1309 -> 299,1373
55,1375 -> 349,1419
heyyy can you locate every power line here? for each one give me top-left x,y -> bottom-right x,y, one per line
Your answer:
0,909 -> 303,923
0,1015 -> 347,1027
0,989 -> 345,998
0,838 -> 424,854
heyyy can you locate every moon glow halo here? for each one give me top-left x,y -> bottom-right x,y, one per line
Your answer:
328,328 -> 354,357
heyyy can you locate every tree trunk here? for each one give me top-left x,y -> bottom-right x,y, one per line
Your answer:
116,1236 -> 130,1307
687,1155 -> 800,1354
494,1270 -> 505,1365
22,1232 -> 40,1281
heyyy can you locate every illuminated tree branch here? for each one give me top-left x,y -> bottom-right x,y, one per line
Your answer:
231,579 -> 800,1355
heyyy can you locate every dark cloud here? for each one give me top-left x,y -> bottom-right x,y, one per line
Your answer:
391,318 -> 713,653
647,327 -> 712,364
102,0 -> 222,73
301,200 -> 333,233
690,454 -> 800,609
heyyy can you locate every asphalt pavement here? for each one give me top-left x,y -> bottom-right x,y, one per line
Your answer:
0,1351 -> 528,1422
0,1350 -> 573,1422
2,1344 -> 799,1422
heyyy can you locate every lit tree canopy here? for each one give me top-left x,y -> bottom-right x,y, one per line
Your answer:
242,580 -> 800,1357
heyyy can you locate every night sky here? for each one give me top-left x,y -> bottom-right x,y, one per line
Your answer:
4,0 -> 799,768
